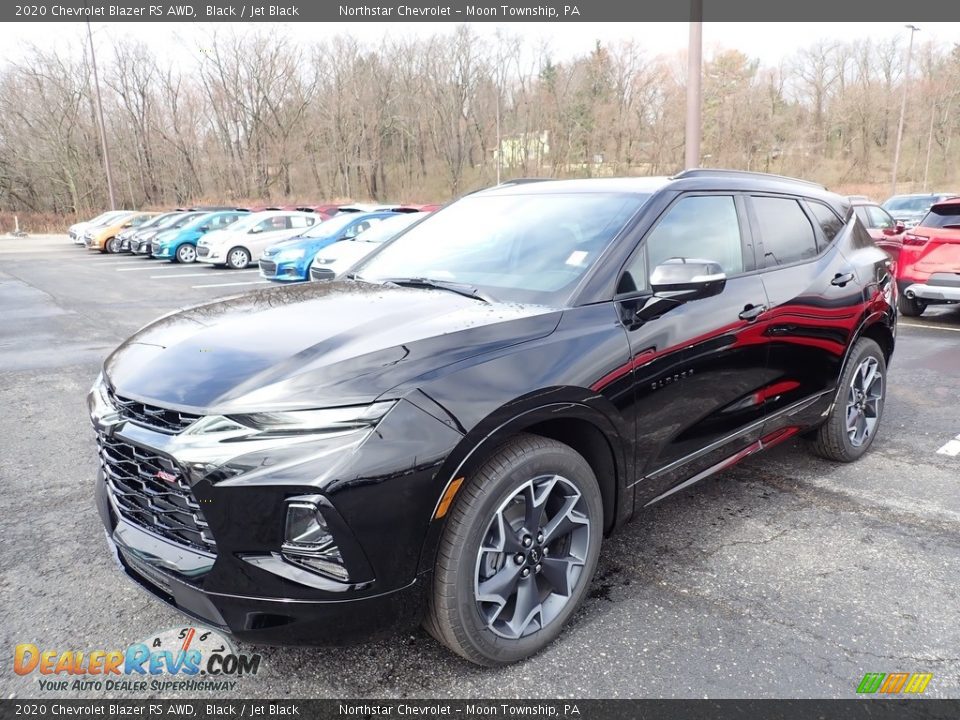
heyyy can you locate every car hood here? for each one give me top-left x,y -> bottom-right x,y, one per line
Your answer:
263,234 -> 333,257
199,229 -> 246,247
104,281 -> 562,414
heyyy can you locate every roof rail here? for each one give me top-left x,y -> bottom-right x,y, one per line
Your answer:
672,168 -> 827,190
497,177 -> 553,186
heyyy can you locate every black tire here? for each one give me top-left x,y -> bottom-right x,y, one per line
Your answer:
897,294 -> 926,317
808,337 -> 886,462
226,246 -> 251,270
104,236 -> 120,254
424,433 -> 603,666
176,243 -> 197,264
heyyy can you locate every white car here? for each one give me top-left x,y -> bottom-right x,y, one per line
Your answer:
196,211 -> 319,269
308,212 -> 426,281
68,210 -> 131,245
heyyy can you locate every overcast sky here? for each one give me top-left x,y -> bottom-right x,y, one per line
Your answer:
5,21 -> 960,67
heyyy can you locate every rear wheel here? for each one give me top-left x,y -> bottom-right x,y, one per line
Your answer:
897,294 -> 926,317
226,246 -> 250,270
808,338 -> 886,462
425,434 -> 603,666
104,236 -> 120,254
176,244 -> 197,264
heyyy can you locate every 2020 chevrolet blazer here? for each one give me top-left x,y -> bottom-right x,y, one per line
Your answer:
89,170 -> 896,666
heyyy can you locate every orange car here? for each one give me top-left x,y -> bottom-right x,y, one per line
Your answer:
84,212 -> 158,253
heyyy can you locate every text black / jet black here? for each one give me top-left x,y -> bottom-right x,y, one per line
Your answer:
90,170 -> 895,665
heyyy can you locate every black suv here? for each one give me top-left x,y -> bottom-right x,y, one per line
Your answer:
90,170 -> 895,665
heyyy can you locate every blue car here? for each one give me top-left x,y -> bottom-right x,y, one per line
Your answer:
259,211 -> 397,282
152,210 -> 248,263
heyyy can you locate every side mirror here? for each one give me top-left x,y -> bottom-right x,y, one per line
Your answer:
650,258 -> 726,302
633,259 -> 726,323
199,225 -> 211,232
249,227 -> 262,234
894,222 -> 905,234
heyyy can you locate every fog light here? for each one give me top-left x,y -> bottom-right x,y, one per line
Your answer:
281,500 -> 349,582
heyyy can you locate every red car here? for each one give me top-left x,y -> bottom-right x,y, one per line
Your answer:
852,201 -> 905,263
896,197 -> 960,316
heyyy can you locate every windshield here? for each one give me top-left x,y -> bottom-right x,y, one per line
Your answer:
355,213 -> 422,243
139,212 -> 178,229
355,192 -> 649,305
167,212 -> 204,229
883,196 -> 934,213
297,213 -> 359,239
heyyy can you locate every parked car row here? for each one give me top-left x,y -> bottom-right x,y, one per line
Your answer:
68,202 -> 442,278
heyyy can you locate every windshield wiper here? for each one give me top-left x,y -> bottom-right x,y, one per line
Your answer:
378,277 -> 495,303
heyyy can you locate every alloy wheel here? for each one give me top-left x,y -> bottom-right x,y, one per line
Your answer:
845,356 -> 883,447
228,248 -> 249,269
178,245 -> 197,263
474,474 -> 591,640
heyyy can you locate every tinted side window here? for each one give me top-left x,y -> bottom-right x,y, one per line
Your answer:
645,195 -> 745,277
753,197 -> 818,267
808,202 -> 843,247
290,215 -> 313,229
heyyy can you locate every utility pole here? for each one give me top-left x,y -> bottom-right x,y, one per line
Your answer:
891,24 -> 920,197
685,0 -> 703,170
86,19 -> 117,211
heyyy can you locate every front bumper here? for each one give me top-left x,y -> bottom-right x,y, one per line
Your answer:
260,258 -> 307,282
196,247 -> 223,264
130,240 -> 153,256
97,479 -> 424,645
152,245 -> 174,259
89,391 -> 463,645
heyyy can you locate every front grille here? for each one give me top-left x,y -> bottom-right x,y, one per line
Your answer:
259,259 -> 277,276
98,434 -> 216,552
108,389 -> 201,434
197,246 -> 210,257
129,239 -> 140,252
310,267 -> 335,281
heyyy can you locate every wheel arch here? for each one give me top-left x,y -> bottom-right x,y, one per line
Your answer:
415,394 -> 631,578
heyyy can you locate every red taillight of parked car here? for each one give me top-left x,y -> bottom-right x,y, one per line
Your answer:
902,233 -> 929,246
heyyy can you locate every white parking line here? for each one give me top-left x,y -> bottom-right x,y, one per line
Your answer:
115,264 -> 190,272
151,270 -> 258,279
900,322 -> 960,334
191,280 -> 270,289
936,435 -> 960,457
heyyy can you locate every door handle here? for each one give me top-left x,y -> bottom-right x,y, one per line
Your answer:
739,303 -> 767,322
831,272 -> 855,287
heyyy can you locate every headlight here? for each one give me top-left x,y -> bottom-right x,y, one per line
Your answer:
276,249 -> 306,261
184,402 -> 395,439
314,258 -> 334,265
89,372 -> 120,426
231,402 -> 393,436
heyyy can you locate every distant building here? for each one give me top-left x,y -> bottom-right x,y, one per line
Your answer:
495,131 -> 550,169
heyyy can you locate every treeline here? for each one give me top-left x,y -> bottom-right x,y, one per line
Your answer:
1,26 -> 959,216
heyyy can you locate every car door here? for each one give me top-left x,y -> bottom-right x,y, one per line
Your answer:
615,193 -> 773,507
747,195 -> 863,438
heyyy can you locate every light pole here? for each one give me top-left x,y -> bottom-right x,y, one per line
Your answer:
684,0 -> 703,170
86,19 -> 117,210
891,24 -> 920,196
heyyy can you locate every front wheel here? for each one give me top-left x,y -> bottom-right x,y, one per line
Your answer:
176,244 -> 197,264
425,434 -> 603,666
104,236 -> 120,254
808,337 -> 886,462
226,246 -> 251,270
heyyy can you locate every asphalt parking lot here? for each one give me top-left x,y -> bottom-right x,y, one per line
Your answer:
2,233 -> 959,699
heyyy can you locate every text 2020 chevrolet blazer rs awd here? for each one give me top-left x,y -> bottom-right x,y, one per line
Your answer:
89,171 -> 895,665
